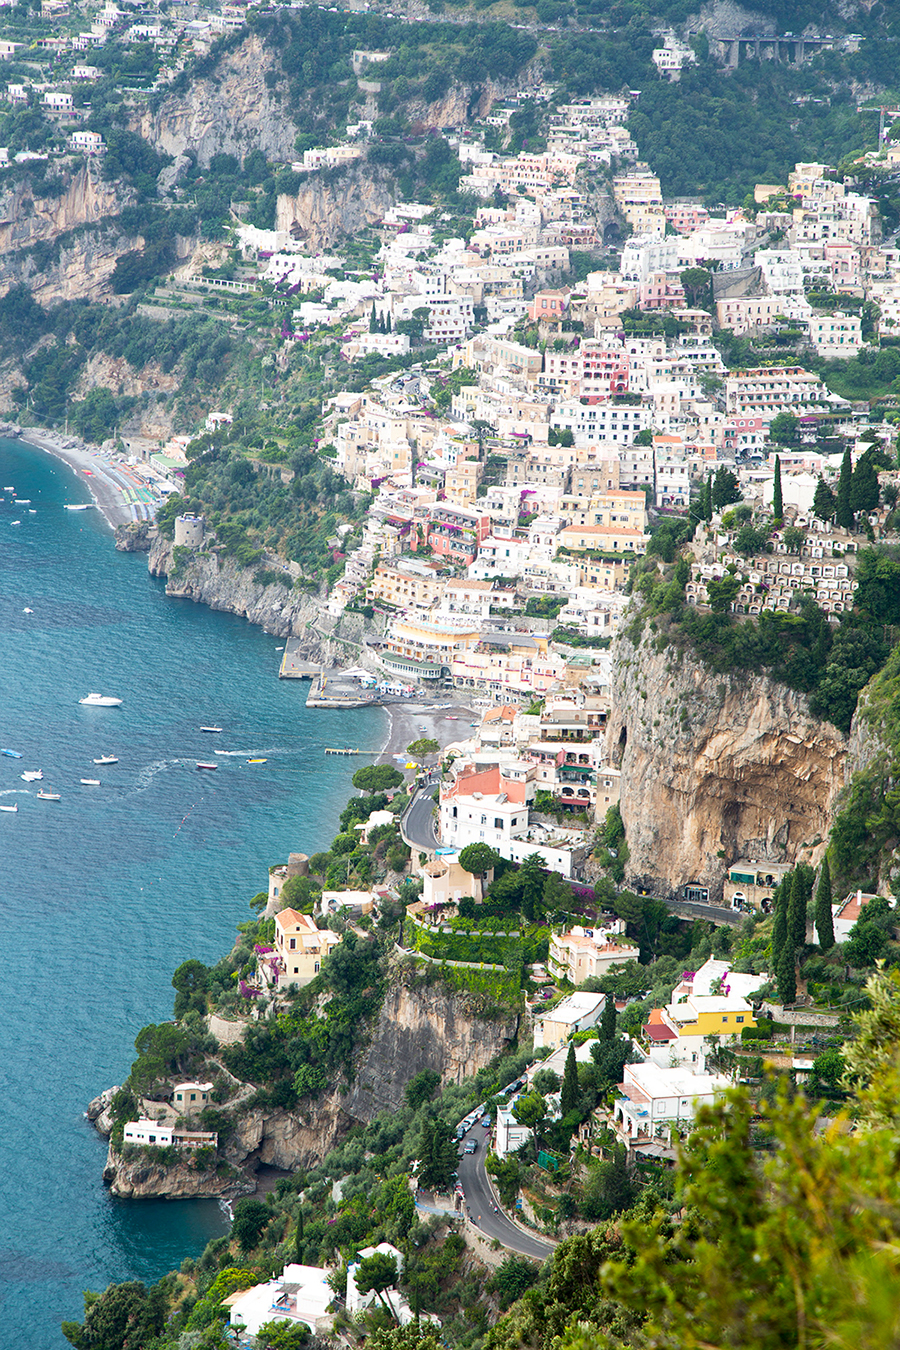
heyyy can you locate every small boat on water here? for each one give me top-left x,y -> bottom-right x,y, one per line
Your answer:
36,790 -> 61,801
3,485 -> 14,491
14,499 -> 30,504
0,802 -> 17,812
28,509 -> 36,514
247,758 -> 267,764
10,520 -> 20,525
80,693 -> 123,707
64,504 -> 94,511
1,749 -> 23,759
93,755 -> 118,765
23,608 -> 33,614
21,771 -> 42,782
80,778 -> 101,786
196,762 -> 218,771
200,726 -> 223,733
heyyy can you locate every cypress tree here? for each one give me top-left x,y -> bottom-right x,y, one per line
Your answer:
815,856 -> 835,952
812,475 -> 835,522
771,878 -> 787,969
776,938 -> 796,1005
836,445 -> 854,529
561,1041 -> 579,1115
369,301 -> 378,334
788,866 -> 807,949
600,994 -> 617,1041
294,1204 -> 304,1262
703,476 -> 713,522
773,454 -> 783,522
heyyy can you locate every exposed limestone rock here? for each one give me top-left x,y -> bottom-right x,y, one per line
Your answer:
344,975 -> 520,1122
136,34 -> 298,166
72,352 -> 180,402
276,165 -> 398,253
87,1086 -> 120,1137
103,1145 -> 256,1200
115,521 -> 156,553
149,534 -> 370,658
607,631 -> 847,900
97,963 -> 520,1197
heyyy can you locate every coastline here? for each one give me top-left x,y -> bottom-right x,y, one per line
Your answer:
12,426 -> 168,531
378,699 -> 478,767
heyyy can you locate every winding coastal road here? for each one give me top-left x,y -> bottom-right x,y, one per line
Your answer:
457,1124 -> 555,1262
402,781 -> 439,851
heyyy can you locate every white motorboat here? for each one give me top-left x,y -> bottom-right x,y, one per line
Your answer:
65,504 -> 94,511
80,778 -> 101,786
3,486 -> 14,491
23,608 -> 33,614
196,762 -> 218,771
10,520 -> 20,525
14,498 -> 30,504
79,693 -> 123,707
200,726 -> 223,733
93,755 -> 118,765
0,802 -> 18,813
21,770 -> 42,782
36,790 -> 61,801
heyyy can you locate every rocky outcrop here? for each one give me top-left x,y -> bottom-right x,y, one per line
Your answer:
343,972 -> 520,1122
136,34 -> 298,167
103,1147 -> 256,1201
97,962 -> 520,1198
276,164 -> 398,252
607,630 -> 847,900
149,534 -> 370,657
115,520 -> 157,553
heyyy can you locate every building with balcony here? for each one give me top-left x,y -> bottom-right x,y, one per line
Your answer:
612,1062 -> 726,1142
270,909 -> 341,988
548,925 -> 639,982
123,1120 -> 218,1149
723,859 -> 792,911
228,1264 -> 334,1339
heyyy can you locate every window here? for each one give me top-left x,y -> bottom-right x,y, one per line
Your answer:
190,1093 -> 196,1102
494,817 -> 503,829
289,938 -> 296,950
736,1015 -> 744,1024
314,962 -> 320,973
722,1015 -> 729,1023
293,966 -> 299,974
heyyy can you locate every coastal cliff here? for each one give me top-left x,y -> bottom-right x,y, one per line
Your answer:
96,966 -> 519,1198
148,533 -> 370,658
607,631 -> 848,900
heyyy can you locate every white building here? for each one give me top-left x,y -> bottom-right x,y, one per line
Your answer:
228,1265 -> 334,1339
612,1061 -> 728,1141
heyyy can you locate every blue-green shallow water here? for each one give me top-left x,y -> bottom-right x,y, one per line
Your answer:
0,439 -> 387,1348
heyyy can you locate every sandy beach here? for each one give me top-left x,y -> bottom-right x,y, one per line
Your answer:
10,424 -> 168,531
378,698 -> 480,767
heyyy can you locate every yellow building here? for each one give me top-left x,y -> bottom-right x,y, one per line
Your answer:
273,909 -> 341,988
558,523 -> 649,554
367,561 -> 446,612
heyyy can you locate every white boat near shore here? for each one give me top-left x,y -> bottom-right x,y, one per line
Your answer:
80,778 -> 101,786
93,755 -> 118,765
21,770 -> 42,782
200,726 -> 223,733
0,802 -> 18,813
36,790 -> 61,801
65,504 -> 94,511
79,693 -> 123,707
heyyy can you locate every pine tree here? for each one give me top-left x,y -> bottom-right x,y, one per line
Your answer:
561,1041 -> 579,1115
788,866 -> 807,949
600,995 -> 617,1041
771,879 -> 788,969
836,446 -> 854,529
813,475 -> 835,522
815,855 -> 835,952
776,937 -> 796,1005
773,454 -> 783,522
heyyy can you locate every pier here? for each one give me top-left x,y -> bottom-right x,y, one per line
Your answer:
279,639 -> 321,680
324,747 -> 380,755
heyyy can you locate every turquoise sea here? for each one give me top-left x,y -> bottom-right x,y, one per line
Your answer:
0,439 -> 387,1348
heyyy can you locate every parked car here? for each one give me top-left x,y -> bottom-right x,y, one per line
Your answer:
464,1140 -> 477,1154
481,1115 -> 491,1127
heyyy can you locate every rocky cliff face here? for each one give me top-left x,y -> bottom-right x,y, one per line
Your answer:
0,165 -> 138,303
344,973 -> 520,1122
98,964 -> 519,1198
607,631 -> 847,899
137,34 -> 298,167
149,534 -> 368,657
276,164 -> 398,252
